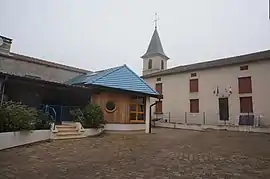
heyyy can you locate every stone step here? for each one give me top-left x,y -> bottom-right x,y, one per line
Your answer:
56,132 -> 81,136
55,125 -> 76,128
57,128 -> 78,132
53,135 -> 85,140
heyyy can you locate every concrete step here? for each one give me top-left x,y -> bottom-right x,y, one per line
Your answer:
56,132 -> 81,136
55,125 -> 76,128
53,135 -> 85,140
53,123 -> 85,140
57,128 -> 78,132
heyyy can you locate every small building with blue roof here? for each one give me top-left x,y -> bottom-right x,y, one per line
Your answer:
66,64 -> 160,132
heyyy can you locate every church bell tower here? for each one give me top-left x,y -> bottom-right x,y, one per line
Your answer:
141,14 -> 169,76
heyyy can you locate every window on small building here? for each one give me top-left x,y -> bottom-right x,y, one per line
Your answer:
190,79 -> 198,93
130,96 -> 145,123
240,96 -> 253,113
190,99 -> 199,113
191,73 -> 197,77
238,77 -> 252,94
105,101 -> 116,113
156,77 -> 161,82
148,59 -> 152,69
240,65 -> 248,71
156,83 -> 163,94
161,60 -> 164,69
155,101 -> 163,113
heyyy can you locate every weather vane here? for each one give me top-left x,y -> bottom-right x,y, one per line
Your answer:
154,13 -> 159,29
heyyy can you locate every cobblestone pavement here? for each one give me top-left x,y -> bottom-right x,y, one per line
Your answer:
1,128 -> 270,179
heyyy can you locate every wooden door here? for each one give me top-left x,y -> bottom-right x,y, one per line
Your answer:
219,98 -> 229,121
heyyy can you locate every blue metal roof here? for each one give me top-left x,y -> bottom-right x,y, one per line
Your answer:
66,65 -> 158,96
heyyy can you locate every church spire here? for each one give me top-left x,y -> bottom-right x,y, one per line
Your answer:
141,14 -> 169,60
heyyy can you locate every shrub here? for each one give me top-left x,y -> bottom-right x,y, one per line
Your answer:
0,101 -> 37,132
0,101 -> 53,132
70,103 -> 105,128
35,110 -> 54,130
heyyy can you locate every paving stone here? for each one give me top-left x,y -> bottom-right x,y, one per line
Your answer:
0,128 -> 270,178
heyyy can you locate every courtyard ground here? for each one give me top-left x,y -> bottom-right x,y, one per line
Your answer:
0,128 -> 270,179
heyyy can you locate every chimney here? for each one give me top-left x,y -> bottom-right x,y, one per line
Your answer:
0,35 -> 12,53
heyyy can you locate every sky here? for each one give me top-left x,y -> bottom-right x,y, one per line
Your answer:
1,0 -> 270,75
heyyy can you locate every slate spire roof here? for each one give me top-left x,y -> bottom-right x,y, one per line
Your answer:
66,65 -> 159,97
141,28 -> 169,60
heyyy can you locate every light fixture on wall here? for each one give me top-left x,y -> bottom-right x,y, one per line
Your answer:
213,86 -> 220,96
213,86 -> 232,97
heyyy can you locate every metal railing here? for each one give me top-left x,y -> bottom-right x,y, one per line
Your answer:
152,112 -> 264,127
40,104 -> 82,125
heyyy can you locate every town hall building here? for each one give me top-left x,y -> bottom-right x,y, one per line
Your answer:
141,26 -> 270,127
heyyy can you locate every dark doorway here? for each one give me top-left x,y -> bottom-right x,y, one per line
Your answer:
219,98 -> 229,121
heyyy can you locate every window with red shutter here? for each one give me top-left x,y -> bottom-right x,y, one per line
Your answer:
240,97 -> 253,113
156,83 -> 162,94
238,77 -> 252,94
190,99 -> 199,113
190,79 -> 198,93
155,101 -> 163,113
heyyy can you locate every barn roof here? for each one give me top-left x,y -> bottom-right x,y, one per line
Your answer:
66,65 -> 159,97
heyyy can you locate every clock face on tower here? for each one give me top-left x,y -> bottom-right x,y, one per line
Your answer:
0,37 -> 3,46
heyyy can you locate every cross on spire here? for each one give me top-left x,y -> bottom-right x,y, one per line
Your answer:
154,13 -> 159,29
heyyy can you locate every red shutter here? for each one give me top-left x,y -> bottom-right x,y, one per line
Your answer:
238,77 -> 252,94
190,79 -> 198,93
190,99 -> 199,113
240,97 -> 253,113
155,101 -> 163,113
156,83 -> 162,94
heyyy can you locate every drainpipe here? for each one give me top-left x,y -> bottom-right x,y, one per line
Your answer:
149,98 -> 161,133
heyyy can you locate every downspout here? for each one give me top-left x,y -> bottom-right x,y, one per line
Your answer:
149,98 -> 161,133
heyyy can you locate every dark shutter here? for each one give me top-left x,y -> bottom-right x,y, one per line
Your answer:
190,79 -> 198,93
238,77 -> 252,94
190,99 -> 199,113
240,97 -> 253,113
155,101 -> 163,113
156,83 -> 162,94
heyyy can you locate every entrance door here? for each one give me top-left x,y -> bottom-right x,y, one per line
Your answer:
219,98 -> 229,121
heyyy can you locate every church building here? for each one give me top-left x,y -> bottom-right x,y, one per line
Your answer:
141,27 -> 270,127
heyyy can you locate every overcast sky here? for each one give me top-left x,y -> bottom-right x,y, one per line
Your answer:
1,0 -> 270,75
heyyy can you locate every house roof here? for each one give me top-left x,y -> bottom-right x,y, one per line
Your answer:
0,52 -> 89,74
142,49 -> 270,78
66,65 -> 159,97
0,71 -> 90,91
141,28 -> 169,60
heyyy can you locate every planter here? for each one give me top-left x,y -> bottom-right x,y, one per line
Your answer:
0,130 -> 51,150
104,124 -> 145,131
81,128 -> 104,137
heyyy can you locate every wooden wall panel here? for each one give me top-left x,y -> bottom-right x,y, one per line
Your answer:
92,92 -> 131,124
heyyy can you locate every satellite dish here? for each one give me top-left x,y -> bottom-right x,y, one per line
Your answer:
0,37 -> 3,46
